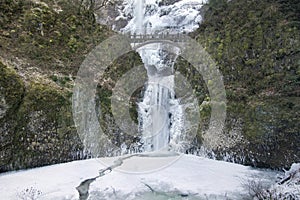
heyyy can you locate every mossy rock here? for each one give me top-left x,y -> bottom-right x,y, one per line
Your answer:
0,61 -> 25,116
0,61 -> 25,171
96,52 -> 143,150
241,97 -> 300,168
188,0 -> 300,168
1,0 -> 114,75
10,82 -> 82,170
0,75 -> 83,171
0,0 -> 114,171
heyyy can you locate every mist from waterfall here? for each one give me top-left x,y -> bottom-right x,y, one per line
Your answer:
119,0 -> 205,152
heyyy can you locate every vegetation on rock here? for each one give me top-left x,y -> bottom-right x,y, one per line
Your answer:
0,0 -> 299,171
0,0 -> 117,171
188,0 -> 300,168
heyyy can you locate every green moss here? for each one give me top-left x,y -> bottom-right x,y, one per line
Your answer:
11,81 -> 81,170
20,82 -> 68,112
95,52 -> 143,147
0,61 -> 25,113
0,61 -> 25,171
189,0 -> 300,168
1,0 -> 114,75
1,0 -> 299,170
0,0 -> 113,171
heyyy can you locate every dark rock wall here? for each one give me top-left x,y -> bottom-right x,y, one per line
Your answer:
187,0 -> 300,169
0,0 -> 299,171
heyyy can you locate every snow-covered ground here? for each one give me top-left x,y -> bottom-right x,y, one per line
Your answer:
0,154 -> 279,200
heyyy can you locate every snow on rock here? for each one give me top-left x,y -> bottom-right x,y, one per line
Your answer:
119,0 -> 207,34
0,154 -> 278,200
285,163 -> 300,181
265,163 -> 300,200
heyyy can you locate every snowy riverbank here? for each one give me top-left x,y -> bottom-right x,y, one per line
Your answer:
0,154 -> 279,200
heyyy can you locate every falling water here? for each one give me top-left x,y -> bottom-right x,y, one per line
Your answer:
133,0 -> 144,34
120,0 -> 205,152
138,64 -> 177,151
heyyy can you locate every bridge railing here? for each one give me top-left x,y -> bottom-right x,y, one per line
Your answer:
125,32 -> 189,43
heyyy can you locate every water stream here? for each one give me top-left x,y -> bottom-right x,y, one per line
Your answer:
120,0 -> 205,152
76,1 -> 206,198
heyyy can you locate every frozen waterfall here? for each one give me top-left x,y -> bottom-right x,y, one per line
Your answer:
119,0 -> 205,151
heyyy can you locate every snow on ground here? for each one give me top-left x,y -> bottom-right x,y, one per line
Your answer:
0,154 -> 278,200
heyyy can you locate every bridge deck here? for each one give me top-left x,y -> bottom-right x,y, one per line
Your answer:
126,33 -> 190,44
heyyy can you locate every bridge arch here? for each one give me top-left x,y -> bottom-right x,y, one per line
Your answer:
132,39 -> 183,50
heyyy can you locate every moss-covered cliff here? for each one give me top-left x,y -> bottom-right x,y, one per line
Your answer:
0,0 -> 116,171
187,0 -> 300,168
0,61 -> 25,171
0,0 -> 299,171
0,0 -> 144,171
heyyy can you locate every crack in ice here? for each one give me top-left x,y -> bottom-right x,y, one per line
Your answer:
76,151 -> 179,200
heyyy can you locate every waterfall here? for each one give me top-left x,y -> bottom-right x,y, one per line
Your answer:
133,0 -> 145,34
119,0 -> 205,152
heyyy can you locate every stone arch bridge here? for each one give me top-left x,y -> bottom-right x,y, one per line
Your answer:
124,32 -> 190,49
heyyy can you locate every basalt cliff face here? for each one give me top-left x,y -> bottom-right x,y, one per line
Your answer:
0,0 -> 299,171
0,0 -> 142,171
188,0 -> 300,168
